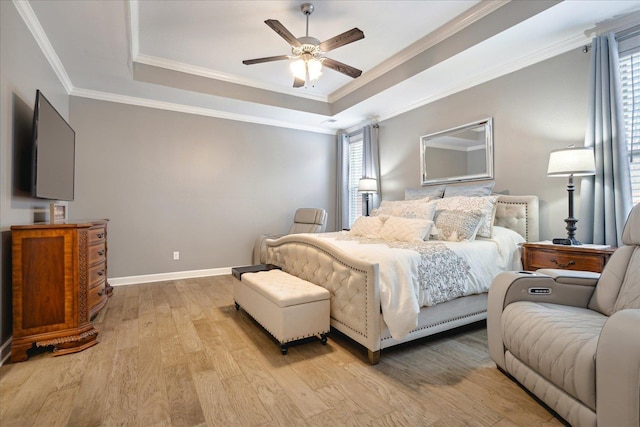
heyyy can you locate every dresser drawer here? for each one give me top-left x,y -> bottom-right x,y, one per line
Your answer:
522,244 -> 615,273
88,283 -> 107,312
89,226 -> 106,244
89,262 -> 107,286
528,250 -> 604,271
88,241 -> 106,264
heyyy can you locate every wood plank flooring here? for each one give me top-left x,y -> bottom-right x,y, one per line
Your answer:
0,275 -> 564,426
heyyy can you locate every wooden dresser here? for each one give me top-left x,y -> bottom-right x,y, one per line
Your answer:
10,220 -> 112,362
522,242 -> 616,273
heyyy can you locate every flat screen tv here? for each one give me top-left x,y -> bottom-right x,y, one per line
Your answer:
32,89 -> 75,201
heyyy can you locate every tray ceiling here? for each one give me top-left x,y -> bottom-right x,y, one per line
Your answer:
18,0 -> 640,133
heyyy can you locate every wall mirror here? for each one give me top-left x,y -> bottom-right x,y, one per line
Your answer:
420,118 -> 493,185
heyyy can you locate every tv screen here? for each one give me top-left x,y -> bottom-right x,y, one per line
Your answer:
32,90 -> 75,201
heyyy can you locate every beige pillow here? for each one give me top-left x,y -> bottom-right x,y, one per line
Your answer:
435,195 -> 498,237
433,210 -> 484,242
379,216 -> 434,242
350,216 -> 386,238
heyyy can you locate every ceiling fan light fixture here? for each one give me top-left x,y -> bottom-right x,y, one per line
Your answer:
243,2 -> 364,88
290,58 -> 307,80
290,56 -> 322,83
307,58 -> 322,80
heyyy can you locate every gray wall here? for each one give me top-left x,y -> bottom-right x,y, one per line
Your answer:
69,98 -> 335,277
379,48 -> 591,241
0,2 -> 71,356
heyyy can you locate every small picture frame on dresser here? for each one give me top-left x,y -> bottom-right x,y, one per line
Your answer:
49,203 -> 67,224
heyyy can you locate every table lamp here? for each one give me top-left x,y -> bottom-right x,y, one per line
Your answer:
358,178 -> 378,216
547,146 -> 596,245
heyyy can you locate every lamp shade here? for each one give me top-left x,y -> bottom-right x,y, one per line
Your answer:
358,178 -> 377,193
547,147 -> 596,177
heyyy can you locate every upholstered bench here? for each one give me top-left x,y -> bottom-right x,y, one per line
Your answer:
232,265 -> 330,354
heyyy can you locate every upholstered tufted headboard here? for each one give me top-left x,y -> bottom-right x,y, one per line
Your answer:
494,195 -> 539,242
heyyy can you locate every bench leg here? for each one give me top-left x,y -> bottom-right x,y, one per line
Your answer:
280,344 -> 288,355
320,334 -> 328,345
368,349 -> 381,365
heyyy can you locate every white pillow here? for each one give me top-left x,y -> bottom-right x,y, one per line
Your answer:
350,216 -> 386,238
372,198 -> 436,220
379,216 -> 433,242
443,181 -> 495,198
435,195 -> 498,238
405,186 -> 446,200
432,210 -> 483,242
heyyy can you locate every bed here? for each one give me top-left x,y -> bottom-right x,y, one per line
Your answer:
262,194 -> 539,364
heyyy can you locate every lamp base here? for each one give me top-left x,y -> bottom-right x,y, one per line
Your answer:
564,217 -> 581,245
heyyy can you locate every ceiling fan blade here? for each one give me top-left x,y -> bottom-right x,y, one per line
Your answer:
265,19 -> 302,47
293,77 -> 305,88
242,55 -> 290,65
319,28 -> 364,52
322,58 -> 362,78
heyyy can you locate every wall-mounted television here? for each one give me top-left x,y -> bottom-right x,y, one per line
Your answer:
32,89 -> 75,201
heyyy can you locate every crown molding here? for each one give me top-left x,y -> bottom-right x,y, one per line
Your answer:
584,10 -> 640,38
70,87 -> 336,135
128,0 -> 327,103
13,0 -> 74,94
327,0 -> 509,103
349,32 -> 589,129
134,54 -> 329,103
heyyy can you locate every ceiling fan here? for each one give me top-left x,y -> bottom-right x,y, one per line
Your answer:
242,3 -> 365,88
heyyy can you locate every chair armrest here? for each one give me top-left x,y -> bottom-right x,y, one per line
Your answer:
596,309 -> 640,427
493,270 -> 599,308
253,234 -> 285,264
535,268 -> 600,286
488,270 -> 599,370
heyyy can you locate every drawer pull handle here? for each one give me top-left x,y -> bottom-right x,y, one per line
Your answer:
97,270 -> 104,276
550,258 -> 576,268
96,233 -> 104,239
97,250 -> 105,256
98,290 -> 104,296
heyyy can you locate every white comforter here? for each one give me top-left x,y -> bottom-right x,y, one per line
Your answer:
309,226 -> 524,340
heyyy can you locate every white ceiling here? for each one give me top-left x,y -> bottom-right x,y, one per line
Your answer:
18,0 -> 640,134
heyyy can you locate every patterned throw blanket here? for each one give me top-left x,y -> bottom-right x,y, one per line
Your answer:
333,233 -> 470,306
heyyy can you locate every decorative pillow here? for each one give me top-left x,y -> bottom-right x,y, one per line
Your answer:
435,195 -> 498,238
372,198 -> 436,220
443,181 -> 495,198
405,185 -> 446,200
379,216 -> 434,242
432,210 -> 483,242
349,216 -> 386,238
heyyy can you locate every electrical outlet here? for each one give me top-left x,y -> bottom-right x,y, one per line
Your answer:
173,251 -> 180,260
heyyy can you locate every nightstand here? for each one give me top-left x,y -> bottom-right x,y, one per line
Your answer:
522,242 -> 616,273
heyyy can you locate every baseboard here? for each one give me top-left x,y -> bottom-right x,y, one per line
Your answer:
109,267 -> 231,286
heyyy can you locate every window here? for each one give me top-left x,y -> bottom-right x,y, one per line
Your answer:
620,34 -> 640,203
347,133 -> 363,227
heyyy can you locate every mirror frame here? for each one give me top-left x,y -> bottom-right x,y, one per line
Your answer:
420,118 -> 494,186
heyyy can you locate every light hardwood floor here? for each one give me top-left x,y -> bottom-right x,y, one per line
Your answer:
0,275 -> 563,426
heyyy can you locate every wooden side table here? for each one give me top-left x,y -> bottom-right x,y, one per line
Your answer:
522,242 -> 616,273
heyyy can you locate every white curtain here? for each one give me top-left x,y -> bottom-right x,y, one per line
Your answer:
362,124 -> 381,215
579,33 -> 633,247
335,132 -> 349,231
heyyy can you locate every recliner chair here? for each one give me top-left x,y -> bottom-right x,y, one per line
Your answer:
253,208 -> 327,264
488,203 -> 640,427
